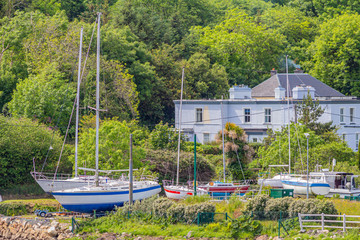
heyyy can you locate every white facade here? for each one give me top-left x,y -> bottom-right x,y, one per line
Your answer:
174,85 -> 360,151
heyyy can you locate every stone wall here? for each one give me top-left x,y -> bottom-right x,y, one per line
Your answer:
0,217 -> 74,239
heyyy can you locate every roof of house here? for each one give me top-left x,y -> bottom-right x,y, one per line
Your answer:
251,73 -> 345,98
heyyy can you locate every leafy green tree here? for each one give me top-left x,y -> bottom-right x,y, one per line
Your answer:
0,116 -> 69,188
261,6 -> 319,47
302,13 -> 360,97
296,92 -> 336,135
75,118 -> 146,172
109,0 -> 218,48
192,9 -> 286,86
61,0 -> 86,20
209,0 -> 272,17
252,124 -> 354,172
148,121 -> 183,151
28,0 -> 61,16
184,52 -> 229,99
8,64 -> 75,131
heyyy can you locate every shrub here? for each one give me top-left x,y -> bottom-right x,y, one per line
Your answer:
264,197 -> 293,220
152,197 -> 175,218
184,202 -> 216,223
229,215 -> 262,239
0,203 -> 27,216
288,199 -> 337,217
244,194 -> 270,219
167,203 -> 186,222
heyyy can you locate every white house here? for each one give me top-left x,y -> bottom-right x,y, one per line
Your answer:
174,70 -> 360,151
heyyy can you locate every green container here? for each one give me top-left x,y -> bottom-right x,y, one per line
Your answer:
270,189 -> 294,198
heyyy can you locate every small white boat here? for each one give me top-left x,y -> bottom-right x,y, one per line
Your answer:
257,165 -> 290,188
52,180 -> 161,213
310,171 -> 360,198
258,175 -> 283,188
163,184 -> 207,200
281,174 -> 330,195
198,181 -> 250,198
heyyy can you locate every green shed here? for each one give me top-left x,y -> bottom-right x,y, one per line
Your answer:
270,189 -> 294,198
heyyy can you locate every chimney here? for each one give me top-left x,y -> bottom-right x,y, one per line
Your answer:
274,86 -> 286,100
294,68 -> 304,74
229,85 -> 252,99
270,68 -> 277,76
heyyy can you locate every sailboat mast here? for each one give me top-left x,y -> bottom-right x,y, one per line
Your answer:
75,27 -> 83,178
286,55 -> 291,174
221,95 -> 225,182
176,67 -> 185,186
95,13 -> 101,187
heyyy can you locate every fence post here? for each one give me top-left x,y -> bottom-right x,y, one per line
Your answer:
197,213 -> 200,225
278,219 -> 281,238
343,214 -> 346,232
321,213 -> 324,231
225,212 -> 228,221
298,213 -> 304,232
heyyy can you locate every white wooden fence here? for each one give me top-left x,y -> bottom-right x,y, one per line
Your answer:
299,213 -> 360,232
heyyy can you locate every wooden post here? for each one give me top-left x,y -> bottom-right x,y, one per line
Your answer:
343,214 -> 346,232
129,134 -> 133,205
321,213 -> 324,230
298,213 -> 304,232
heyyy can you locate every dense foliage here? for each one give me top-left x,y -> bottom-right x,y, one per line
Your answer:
245,194 -> 337,220
2,0 -> 360,188
0,116 -> 69,188
251,123 -> 355,173
3,0 -> 360,128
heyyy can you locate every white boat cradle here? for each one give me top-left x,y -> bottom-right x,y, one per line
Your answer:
52,180 -> 161,213
281,174 -> 331,196
310,171 -> 360,198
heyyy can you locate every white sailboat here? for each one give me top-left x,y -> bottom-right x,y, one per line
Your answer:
51,13 -> 161,213
163,70 -> 205,200
310,170 -> 360,198
278,56 -> 330,196
31,27 -> 117,193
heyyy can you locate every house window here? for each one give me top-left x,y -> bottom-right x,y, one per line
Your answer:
203,133 -> 210,143
195,108 -> 203,122
244,108 -> 251,123
340,108 -> 344,123
350,108 -> 355,123
264,108 -> 271,123
253,138 -> 258,143
356,134 -> 359,151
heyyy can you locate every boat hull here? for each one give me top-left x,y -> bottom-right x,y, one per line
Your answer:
164,186 -> 206,200
36,179 -> 90,193
258,175 -> 284,188
52,184 -> 161,213
198,182 -> 250,199
325,189 -> 360,198
281,180 -> 330,195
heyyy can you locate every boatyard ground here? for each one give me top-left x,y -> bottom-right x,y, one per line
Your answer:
2,195 -> 360,239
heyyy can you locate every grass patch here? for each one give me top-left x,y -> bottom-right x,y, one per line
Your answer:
332,199 -> 360,215
80,217 -> 232,238
0,198 -> 60,216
